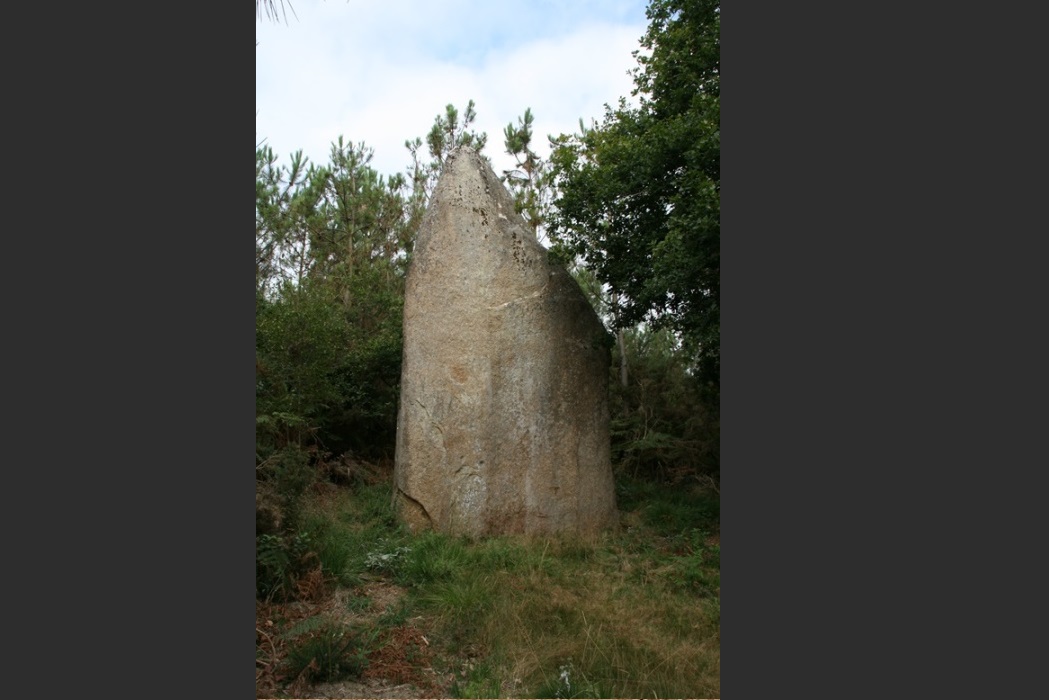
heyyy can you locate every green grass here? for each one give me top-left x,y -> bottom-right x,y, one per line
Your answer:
451,660 -> 504,699
281,619 -> 375,684
297,481 -> 414,586
272,471 -> 720,698
616,475 -> 720,536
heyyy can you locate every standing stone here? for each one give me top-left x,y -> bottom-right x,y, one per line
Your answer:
393,146 -> 618,537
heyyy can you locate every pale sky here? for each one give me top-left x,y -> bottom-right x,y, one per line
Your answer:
256,0 -> 649,181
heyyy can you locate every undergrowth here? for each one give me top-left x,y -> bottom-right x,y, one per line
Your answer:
256,467 -> 720,698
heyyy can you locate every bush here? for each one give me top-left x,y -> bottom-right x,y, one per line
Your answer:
256,530 -> 317,601
610,326 -> 719,482
282,619 -> 373,683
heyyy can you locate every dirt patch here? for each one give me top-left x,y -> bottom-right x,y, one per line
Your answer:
282,678 -> 427,699
357,580 -> 406,616
364,623 -> 447,695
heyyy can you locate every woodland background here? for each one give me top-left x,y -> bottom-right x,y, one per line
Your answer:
256,2 -> 720,696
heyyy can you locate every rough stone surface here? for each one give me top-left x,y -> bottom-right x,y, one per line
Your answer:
393,146 -> 618,537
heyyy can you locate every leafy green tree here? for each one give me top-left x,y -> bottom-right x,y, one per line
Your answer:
258,97 -> 500,470
256,281 -> 350,452
549,0 -> 720,399
256,137 -> 412,461
610,326 -> 720,480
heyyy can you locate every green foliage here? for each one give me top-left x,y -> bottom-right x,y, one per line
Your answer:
397,531 -> 469,586
256,534 -> 289,599
256,529 -> 315,601
288,476 -> 720,698
344,593 -> 372,613
470,537 -> 533,572
352,480 -> 401,526
405,100 -> 490,206
364,543 -> 413,575
451,661 -> 504,699
281,614 -> 332,639
256,284 -> 348,448
420,576 -> 496,649
655,527 -> 720,596
549,0 -> 720,400
281,620 -> 373,684
430,100 -> 487,155
255,445 -> 317,538
376,598 -> 413,628
271,481 -> 412,595
256,137 -> 411,462
610,326 -> 720,480
502,107 -> 556,244
704,594 -> 720,634
326,283 -> 403,457
309,138 -> 415,284
616,473 -> 719,536
300,510 -> 358,587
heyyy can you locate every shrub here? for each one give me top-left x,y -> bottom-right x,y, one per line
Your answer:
282,619 -> 373,684
256,530 -> 317,601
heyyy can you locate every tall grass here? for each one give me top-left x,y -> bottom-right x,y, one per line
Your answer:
277,472 -> 720,698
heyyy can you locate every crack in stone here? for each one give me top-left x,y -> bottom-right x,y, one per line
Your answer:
413,399 -> 443,434
396,487 -> 433,528
486,282 -> 549,310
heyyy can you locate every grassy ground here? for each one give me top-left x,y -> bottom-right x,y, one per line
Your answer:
256,465 -> 720,698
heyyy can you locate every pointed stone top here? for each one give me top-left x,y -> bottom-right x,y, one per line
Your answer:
437,146 -> 511,207
446,144 -> 482,165
417,145 -> 533,253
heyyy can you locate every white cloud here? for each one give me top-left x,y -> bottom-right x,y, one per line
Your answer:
256,0 -> 647,179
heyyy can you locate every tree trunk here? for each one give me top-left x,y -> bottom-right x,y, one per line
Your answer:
617,328 -> 628,388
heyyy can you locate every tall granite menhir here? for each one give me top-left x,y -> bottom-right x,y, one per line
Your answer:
394,147 -> 618,537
